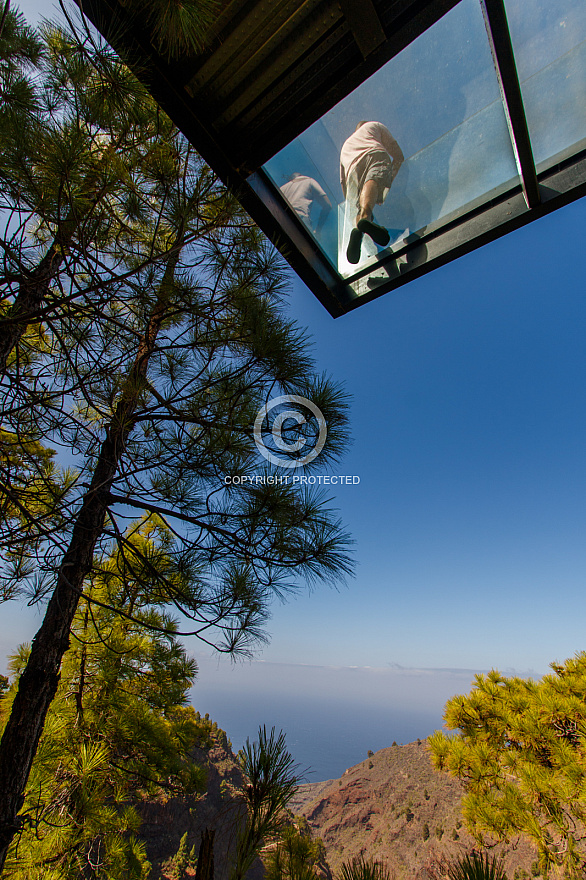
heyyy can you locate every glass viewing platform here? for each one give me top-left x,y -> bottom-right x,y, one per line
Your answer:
81,0 -> 586,316
250,0 -> 586,310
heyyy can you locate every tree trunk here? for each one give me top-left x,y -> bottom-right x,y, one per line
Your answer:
0,242 -> 181,871
0,425 -> 121,866
0,139 -> 124,376
75,605 -> 90,722
195,829 -> 215,880
0,241 -> 66,375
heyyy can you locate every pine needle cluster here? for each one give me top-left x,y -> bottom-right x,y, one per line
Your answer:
430,654 -> 586,878
1,522 -> 210,878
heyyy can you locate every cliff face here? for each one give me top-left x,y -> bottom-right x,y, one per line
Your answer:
291,741 -> 538,880
139,739 -> 262,880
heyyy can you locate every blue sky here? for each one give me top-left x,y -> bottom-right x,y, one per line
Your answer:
258,197 -> 586,677
5,190 -> 584,675
4,0 -> 586,769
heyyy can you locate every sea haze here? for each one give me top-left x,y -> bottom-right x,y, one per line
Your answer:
189,658 -> 486,781
0,609 -> 537,781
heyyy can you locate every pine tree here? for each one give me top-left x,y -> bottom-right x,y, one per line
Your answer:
429,654 -> 586,878
0,8 -> 352,869
171,832 -> 198,880
231,727 -> 302,880
0,7 -> 155,372
0,6 -> 172,576
0,521 -> 210,877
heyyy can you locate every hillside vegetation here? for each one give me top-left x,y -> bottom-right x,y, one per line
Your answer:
291,741 -> 540,880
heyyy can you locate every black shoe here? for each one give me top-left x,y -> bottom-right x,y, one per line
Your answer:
346,228 -> 363,263
357,218 -> 390,247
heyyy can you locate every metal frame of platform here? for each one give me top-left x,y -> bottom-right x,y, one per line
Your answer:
78,0 -> 586,316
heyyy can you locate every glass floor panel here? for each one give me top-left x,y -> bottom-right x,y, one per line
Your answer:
504,0 -> 586,172
262,0 -> 519,279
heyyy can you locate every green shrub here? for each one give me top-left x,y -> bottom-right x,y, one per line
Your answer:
446,852 -> 507,880
339,856 -> 392,880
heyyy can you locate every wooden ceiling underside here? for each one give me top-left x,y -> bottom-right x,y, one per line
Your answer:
80,0 -> 459,175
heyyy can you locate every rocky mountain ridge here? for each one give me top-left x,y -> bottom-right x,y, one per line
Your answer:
139,736 -> 540,880
291,740 -> 539,880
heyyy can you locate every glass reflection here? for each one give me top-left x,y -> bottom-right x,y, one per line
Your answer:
504,0 -> 586,171
280,173 -> 332,237
262,0 -> 518,280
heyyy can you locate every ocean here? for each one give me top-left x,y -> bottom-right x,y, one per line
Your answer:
189,658 -> 480,781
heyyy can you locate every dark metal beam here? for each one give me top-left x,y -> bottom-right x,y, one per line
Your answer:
77,0 -> 349,315
481,0 -> 540,209
338,0 -> 386,59
246,170 -> 350,316
244,0 -> 461,169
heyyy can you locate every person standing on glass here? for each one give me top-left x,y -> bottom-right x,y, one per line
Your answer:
340,120 -> 404,263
